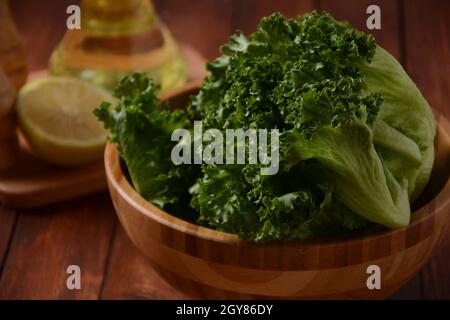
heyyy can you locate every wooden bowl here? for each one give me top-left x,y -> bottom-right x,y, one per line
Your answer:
104,86 -> 450,299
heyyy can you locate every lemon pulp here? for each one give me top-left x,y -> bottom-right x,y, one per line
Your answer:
17,77 -> 115,166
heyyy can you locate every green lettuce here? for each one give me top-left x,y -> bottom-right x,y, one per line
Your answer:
189,12 -> 435,239
94,74 -> 198,220
96,12 -> 436,242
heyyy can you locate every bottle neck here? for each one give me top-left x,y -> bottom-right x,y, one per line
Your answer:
81,0 -> 156,36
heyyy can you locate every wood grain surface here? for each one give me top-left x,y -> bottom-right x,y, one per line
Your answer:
0,194 -> 117,299
0,0 -> 449,299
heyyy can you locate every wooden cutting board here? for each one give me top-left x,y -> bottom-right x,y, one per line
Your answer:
0,45 -> 207,209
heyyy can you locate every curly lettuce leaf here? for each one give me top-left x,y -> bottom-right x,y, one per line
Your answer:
94,73 -> 198,218
287,118 -> 410,228
189,11 -> 435,240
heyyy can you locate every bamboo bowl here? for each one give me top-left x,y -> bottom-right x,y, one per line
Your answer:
104,86 -> 450,299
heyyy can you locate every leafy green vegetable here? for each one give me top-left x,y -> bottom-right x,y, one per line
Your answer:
96,12 -> 436,242
189,11 -> 435,239
361,46 -> 436,201
94,74 -> 198,219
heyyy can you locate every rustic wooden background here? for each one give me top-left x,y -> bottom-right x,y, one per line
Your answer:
0,0 -> 449,299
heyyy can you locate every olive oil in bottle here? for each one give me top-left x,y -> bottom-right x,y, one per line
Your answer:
49,0 -> 187,91
0,0 -> 27,170
0,0 -> 27,91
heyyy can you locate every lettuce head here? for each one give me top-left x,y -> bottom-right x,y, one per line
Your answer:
96,12 -> 436,242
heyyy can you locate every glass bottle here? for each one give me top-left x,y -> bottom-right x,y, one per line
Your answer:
0,67 -> 17,171
0,0 -> 27,91
49,0 -> 187,91
0,0 -> 27,170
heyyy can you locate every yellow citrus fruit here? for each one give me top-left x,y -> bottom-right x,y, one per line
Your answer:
17,77 -> 115,166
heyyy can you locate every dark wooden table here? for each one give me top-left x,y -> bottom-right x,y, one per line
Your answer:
0,0 -> 449,299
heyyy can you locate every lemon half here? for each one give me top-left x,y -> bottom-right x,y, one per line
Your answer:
17,77 -> 115,166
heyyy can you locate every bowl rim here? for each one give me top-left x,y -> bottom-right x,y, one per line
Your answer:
104,114 -> 450,249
